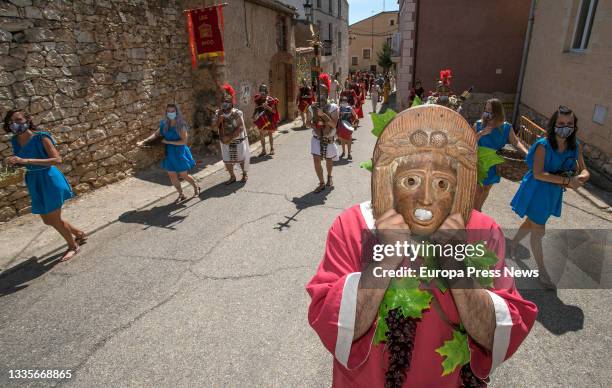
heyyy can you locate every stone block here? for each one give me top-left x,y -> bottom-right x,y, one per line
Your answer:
24,28 -> 54,42
25,6 -> 43,19
0,3 -> 19,18
0,28 -> 12,43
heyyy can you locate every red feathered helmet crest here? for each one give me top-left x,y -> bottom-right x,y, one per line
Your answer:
222,83 -> 236,104
319,73 -> 331,92
439,69 -> 452,86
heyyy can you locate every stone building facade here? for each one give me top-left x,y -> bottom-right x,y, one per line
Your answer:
279,0 -> 349,92
519,0 -> 612,190
348,11 -> 398,74
0,0 -> 296,222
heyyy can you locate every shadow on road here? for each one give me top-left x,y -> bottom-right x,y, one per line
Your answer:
519,289 -> 585,335
507,238 -> 586,335
132,157 -> 214,186
118,181 -> 245,230
249,154 -> 273,165
0,252 -> 63,297
275,189 -> 333,231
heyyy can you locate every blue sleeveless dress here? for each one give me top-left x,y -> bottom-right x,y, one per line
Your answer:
10,131 -> 74,215
510,137 -> 579,225
476,120 -> 511,185
159,121 -> 196,173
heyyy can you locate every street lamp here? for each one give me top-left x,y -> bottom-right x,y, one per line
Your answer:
304,0 -> 321,111
304,0 -> 313,23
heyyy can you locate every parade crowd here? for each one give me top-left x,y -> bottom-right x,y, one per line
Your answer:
2,67 -> 590,387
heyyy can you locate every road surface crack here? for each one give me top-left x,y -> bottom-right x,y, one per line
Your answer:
188,264 -> 311,281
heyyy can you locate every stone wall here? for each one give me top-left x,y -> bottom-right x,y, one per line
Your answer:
0,0 -> 297,222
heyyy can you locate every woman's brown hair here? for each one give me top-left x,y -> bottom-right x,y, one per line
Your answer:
2,109 -> 37,133
486,98 -> 506,127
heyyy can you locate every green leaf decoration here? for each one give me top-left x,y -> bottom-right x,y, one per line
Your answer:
359,159 -> 373,172
464,245 -> 499,288
373,277 -> 432,344
373,314 -> 389,344
477,146 -> 505,186
371,109 -> 397,138
435,330 -> 470,376
411,95 -> 423,107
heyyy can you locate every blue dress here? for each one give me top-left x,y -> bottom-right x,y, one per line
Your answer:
510,137 -> 579,225
10,131 -> 74,215
159,121 -> 196,173
476,120 -> 511,185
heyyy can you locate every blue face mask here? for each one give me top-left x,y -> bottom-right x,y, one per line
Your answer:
10,122 -> 29,135
167,112 -> 177,120
555,126 -> 574,138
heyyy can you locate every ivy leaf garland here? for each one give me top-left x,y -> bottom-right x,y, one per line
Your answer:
371,109 -> 397,138
477,146 -> 505,186
435,330 -> 471,376
373,277 -> 432,345
373,242 -> 500,376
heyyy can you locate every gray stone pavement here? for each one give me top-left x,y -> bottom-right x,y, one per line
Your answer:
0,100 -> 610,387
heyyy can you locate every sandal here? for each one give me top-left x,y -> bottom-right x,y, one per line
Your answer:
326,176 -> 334,188
313,182 -> 326,193
241,173 -> 248,183
347,154 -> 353,160
60,245 -> 80,262
75,232 -> 88,245
176,193 -> 187,203
193,185 -> 201,197
225,177 -> 237,185
269,149 -> 275,156
258,151 -> 267,157
339,152 -> 345,159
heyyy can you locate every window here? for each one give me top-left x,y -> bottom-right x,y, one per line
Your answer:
328,23 -> 333,40
329,0 -> 333,14
352,56 -> 358,66
390,19 -> 395,26
571,0 -> 598,50
337,31 -> 342,49
338,0 -> 342,18
363,48 -> 371,59
317,0 -> 321,9
276,17 -> 287,51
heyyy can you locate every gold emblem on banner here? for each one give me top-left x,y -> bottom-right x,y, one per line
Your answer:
199,23 -> 213,39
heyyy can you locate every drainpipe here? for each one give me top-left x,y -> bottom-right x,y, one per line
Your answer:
411,0 -> 419,88
512,0 -> 536,128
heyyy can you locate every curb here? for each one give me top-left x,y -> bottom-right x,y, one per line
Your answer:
0,124 -> 291,278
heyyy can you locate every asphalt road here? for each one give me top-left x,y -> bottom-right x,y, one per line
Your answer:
0,100 -> 610,387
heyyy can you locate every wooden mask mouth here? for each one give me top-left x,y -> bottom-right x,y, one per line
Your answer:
372,105 -> 477,228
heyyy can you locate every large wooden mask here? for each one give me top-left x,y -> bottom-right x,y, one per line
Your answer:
372,105 -> 477,236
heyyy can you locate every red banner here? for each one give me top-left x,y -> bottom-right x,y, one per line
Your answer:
185,5 -> 225,68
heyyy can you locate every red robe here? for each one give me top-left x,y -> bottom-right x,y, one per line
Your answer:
297,87 -> 315,113
306,202 -> 537,387
254,94 -> 280,131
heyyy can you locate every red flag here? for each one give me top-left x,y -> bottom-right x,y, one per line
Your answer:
185,5 -> 225,68
186,11 -> 198,69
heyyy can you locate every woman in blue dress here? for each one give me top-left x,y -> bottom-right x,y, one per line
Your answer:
510,106 -> 590,287
473,98 -> 528,211
4,110 -> 85,262
138,104 -> 200,202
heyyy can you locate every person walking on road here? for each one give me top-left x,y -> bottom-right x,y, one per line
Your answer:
510,105 -> 590,288
473,98 -> 528,211
138,104 -> 200,202
216,84 -> 250,184
4,110 -> 85,262
310,74 -> 339,193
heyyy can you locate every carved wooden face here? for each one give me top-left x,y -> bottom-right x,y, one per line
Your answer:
371,105 -> 477,234
392,153 -> 457,236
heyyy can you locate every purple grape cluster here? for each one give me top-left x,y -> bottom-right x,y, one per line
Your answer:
384,308 -> 418,388
460,364 -> 487,387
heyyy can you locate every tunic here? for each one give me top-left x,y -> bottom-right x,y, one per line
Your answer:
306,202 -> 538,387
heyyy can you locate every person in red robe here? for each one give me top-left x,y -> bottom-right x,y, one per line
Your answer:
253,84 -> 280,156
306,105 -> 537,387
296,78 -> 315,128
